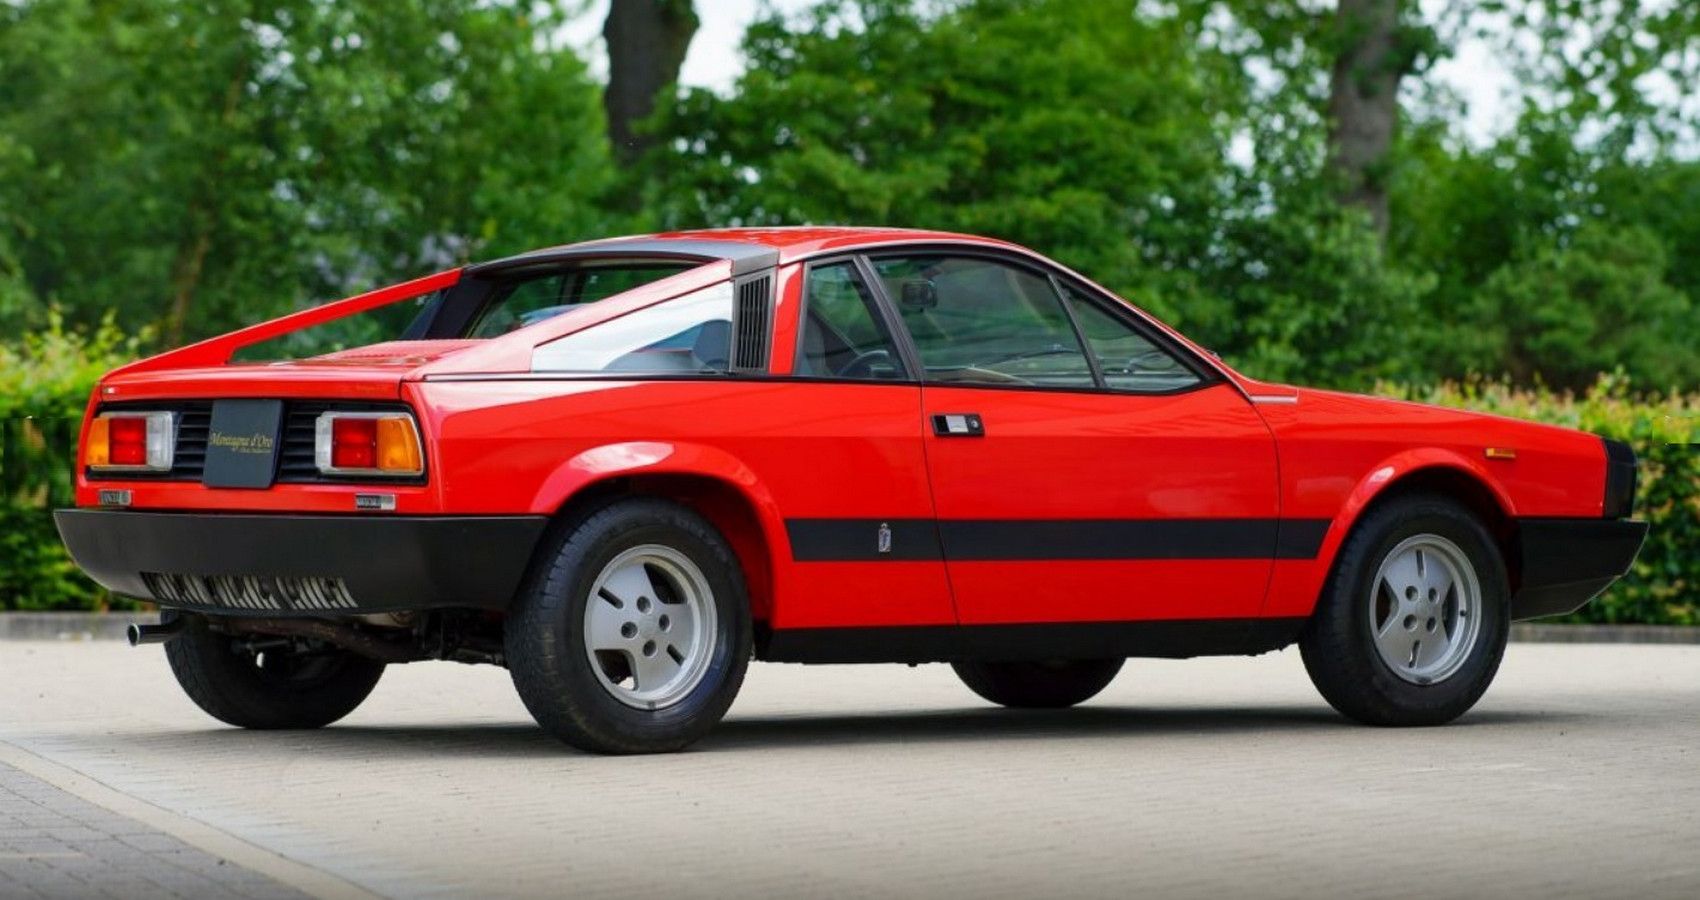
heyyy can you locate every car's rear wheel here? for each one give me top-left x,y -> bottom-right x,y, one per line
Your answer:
1300,493 -> 1510,726
952,659 -> 1124,708
506,498 -> 751,754
163,612 -> 386,729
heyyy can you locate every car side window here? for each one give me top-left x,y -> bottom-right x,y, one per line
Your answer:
796,263 -> 906,381
870,255 -> 1094,388
531,282 -> 733,374
1060,284 -> 1202,393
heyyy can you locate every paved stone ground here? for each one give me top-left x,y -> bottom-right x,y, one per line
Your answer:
0,759 -> 307,899
2,641 -> 1699,899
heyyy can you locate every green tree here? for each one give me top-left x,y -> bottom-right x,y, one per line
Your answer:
645,0 -> 1241,316
0,0 -> 616,344
0,132 -> 39,330
644,0 -> 1429,386
1468,223 -> 1696,391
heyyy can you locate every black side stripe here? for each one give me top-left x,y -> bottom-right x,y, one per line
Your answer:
787,519 -> 941,562
785,518 -> 1332,562
1274,518 -> 1331,560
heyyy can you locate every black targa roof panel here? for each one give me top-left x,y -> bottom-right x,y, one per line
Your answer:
465,238 -> 782,278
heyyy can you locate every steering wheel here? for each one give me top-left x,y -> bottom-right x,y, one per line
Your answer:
837,348 -> 894,379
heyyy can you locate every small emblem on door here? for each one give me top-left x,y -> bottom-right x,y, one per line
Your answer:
877,522 -> 892,555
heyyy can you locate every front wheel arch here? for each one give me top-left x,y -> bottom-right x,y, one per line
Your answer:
1314,460 -> 1520,604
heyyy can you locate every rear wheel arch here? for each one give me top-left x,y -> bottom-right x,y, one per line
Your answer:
533,471 -> 778,626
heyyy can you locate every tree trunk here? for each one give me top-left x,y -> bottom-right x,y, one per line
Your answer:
164,224 -> 212,347
164,64 -> 247,346
602,0 -> 699,165
1326,0 -> 1409,240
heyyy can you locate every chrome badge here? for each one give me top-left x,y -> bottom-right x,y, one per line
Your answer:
877,522 -> 892,555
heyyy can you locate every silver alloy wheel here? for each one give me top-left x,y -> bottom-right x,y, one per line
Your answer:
1368,534 -> 1483,685
582,545 -> 717,710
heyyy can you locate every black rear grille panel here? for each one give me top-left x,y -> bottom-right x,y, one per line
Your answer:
94,399 -> 420,485
172,403 -> 212,478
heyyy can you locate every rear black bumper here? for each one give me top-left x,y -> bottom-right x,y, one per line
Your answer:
1512,518 -> 1649,620
55,509 -> 548,616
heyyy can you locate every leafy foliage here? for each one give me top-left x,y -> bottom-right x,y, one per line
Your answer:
0,314 -> 140,609
0,0 -> 617,343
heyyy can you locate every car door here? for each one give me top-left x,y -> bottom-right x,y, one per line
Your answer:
773,257 -> 957,629
864,251 -> 1281,626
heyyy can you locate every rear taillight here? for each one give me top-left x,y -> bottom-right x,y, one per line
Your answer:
85,412 -> 176,472
314,412 -> 423,477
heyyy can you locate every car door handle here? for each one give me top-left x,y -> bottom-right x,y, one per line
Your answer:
931,413 -> 985,437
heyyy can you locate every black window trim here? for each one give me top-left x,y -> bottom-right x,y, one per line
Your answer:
791,254 -> 920,384
852,245 -> 1220,398
1048,273 -> 1219,395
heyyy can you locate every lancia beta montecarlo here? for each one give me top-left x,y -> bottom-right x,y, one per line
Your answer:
56,228 -> 1647,754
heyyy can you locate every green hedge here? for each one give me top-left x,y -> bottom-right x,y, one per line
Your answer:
3,352 -> 1695,621
0,314 -> 139,610
1391,376 -> 1700,624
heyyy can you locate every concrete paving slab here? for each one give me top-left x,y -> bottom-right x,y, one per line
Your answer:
1,641 -> 1698,898
0,754 -> 310,900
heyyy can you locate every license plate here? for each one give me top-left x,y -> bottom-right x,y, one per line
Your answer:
202,399 -> 284,489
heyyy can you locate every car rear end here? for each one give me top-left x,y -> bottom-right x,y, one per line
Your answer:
53,267 -> 555,651
55,248 -> 737,627
56,372 -> 547,625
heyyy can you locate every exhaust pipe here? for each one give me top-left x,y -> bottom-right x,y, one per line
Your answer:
221,617 -> 425,663
127,618 -> 185,647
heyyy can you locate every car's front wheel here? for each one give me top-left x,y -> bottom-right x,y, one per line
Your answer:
506,498 -> 752,754
952,659 -> 1125,708
1300,493 -> 1510,726
164,612 -> 386,729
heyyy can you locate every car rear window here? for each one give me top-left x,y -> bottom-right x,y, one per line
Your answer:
530,281 -> 734,375
467,262 -> 695,338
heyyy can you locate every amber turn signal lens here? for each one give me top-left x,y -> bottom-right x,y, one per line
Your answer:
374,417 -> 423,473
85,417 -> 112,467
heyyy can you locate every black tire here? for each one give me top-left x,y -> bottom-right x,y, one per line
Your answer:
163,612 -> 386,730
1300,493 -> 1510,726
506,498 -> 752,754
952,658 -> 1125,709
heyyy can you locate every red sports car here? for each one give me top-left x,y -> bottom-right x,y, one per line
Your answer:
57,227 -> 1646,753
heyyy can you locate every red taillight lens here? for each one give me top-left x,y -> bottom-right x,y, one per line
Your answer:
108,417 -> 148,466
330,417 -> 379,470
